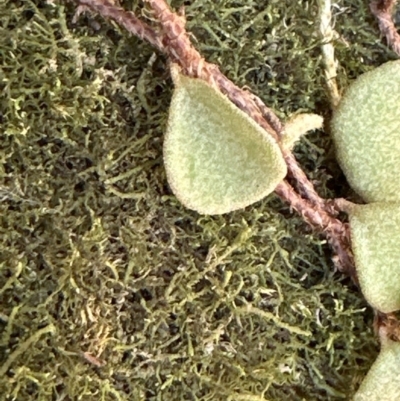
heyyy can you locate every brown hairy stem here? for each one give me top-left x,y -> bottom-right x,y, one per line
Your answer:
249,93 -> 285,136
76,0 -> 165,51
370,0 -> 400,56
284,152 -> 334,213
275,182 -> 355,277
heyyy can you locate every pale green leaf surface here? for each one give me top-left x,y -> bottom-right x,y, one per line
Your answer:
164,73 -> 287,215
331,60 -> 400,202
350,202 -> 400,313
354,339 -> 400,401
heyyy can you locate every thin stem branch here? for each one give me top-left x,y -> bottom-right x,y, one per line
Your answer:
275,181 -> 355,277
284,153 -> 334,213
76,0 -> 165,51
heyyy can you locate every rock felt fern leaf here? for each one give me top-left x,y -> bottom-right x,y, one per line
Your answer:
164,69 -> 287,215
331,60 -> 400,203
349,202 -> 400,313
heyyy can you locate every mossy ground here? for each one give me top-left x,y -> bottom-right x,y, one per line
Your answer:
0,0 -> 396,400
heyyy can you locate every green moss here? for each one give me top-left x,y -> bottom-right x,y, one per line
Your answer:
0,0 -> 391,400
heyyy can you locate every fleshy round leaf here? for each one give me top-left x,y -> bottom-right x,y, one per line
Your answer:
354,338 -> 400,401
350,202 -> 400,313
164,71 -> 287,214
331,60 -> 400,202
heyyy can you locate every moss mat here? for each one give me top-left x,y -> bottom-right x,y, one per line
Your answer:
0,1 -> 395,400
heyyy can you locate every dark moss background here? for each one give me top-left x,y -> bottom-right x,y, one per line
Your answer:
0,0 -> 396,400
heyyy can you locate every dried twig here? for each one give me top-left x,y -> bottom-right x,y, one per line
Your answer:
370,0 -> 400,56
